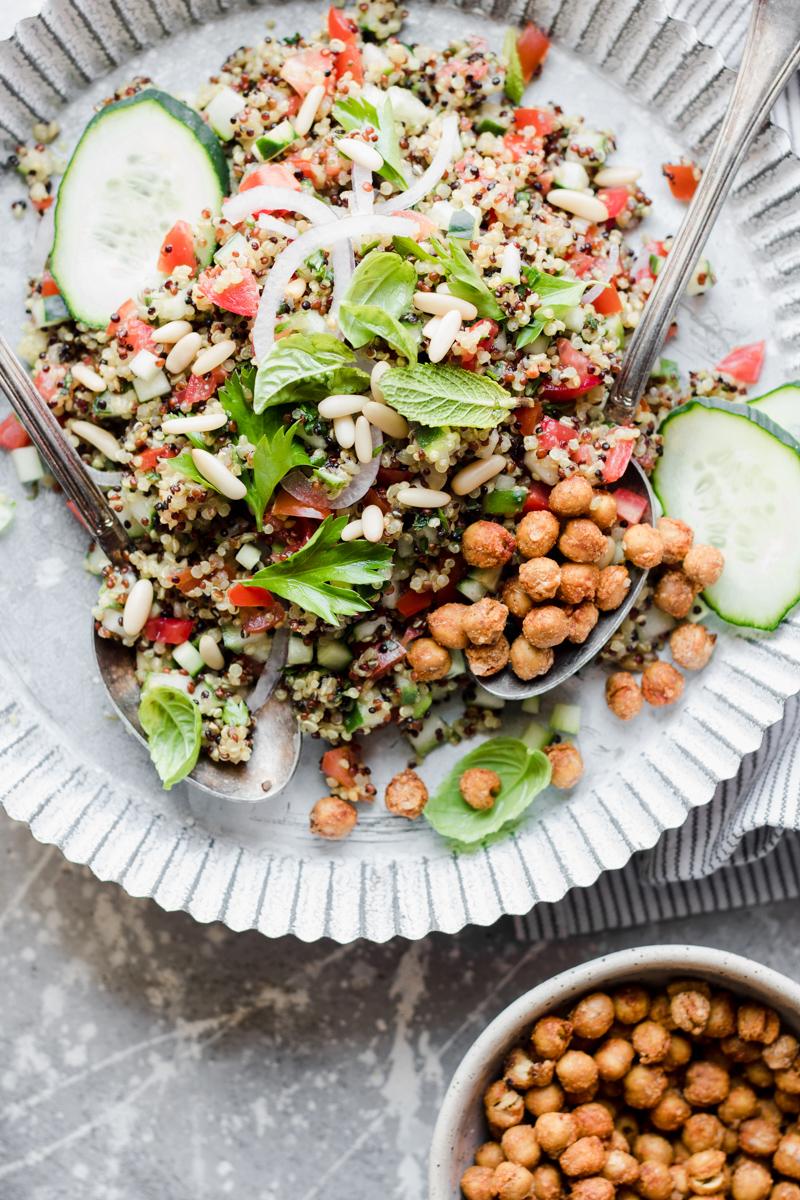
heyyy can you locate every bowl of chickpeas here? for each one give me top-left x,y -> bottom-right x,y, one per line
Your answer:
428,946 -> 800,1200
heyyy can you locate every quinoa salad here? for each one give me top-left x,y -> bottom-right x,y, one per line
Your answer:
4,0 -> 796,846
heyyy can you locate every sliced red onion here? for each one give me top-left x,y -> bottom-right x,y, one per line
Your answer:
222,186 -> 337,227
86,465 -> 124,489
378,113 -> 459,215
257,214 -> 298,240
283,427 -> 382,511
582,244 -> 621,304
252,215 -> 415,361
281,469 -> 336,508
350,162 -> 375,214
583,280 -> 607,304
247,624 -> 289,712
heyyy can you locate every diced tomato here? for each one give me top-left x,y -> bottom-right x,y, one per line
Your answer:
460,319 -> 500,371
144,616 -> 195,644
602,440 -> 634,484
40,271 -> 60,297
0,413 -> 31,450
514,403 -> 543,438
517,23 -> 550,82
280,48 -> 335,96
328,5 -> 357,39
105,298 -> 137,339
228,583 -> 274,607
105,299 -> 155,353
242,601 -> 285,634
635,239 -> 668,283
662,162 -> 700,202
597,187 -> 630,221
284,155 -> 327,189
174,367 -> 227,411
270,489 -> 331,520
197,266 -> 260,319
321,745 -> 361,790
558,339 -> 593,379
513,107 -> 555,136
568,252 -> 597,278
539,339 -> 601,400
157,220 -> 197,275
174,568 -> 200,595
392,209 -> 437,238
334,41 -> 363,83
537,416 -> 576,451
503,133 -> 541,162
32,195 -> 54,214
377,466 -> 411,486
327,6 -> 364,85
395,588 -> 437,619
591,280 -> 623,316
363,487 -> 389,514
715,340 -> 765,385
32,363 -> 67,402
136,446 -> 177,472
366,638 -> 407,680
240,163 -> 302,194
613,485 -> 648,524
523,482 -> 552,512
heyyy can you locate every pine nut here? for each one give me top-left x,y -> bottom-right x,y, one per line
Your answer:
294,83 -> 326,136
548,188 -> 610,222
190,448 -> 247,500
166,332 -> 203,374
198,632 -> 225,670
71,362 -> 106,393
423,315 -> 442,339
427,308 -> 461,363
370,360 -> 390,402
552,161 -> 590,190
593,165 -> 641,187
361,504 -> 384,542
341,518 -> 364,541
70,420 -> 125,462
122,578 -> 154,637
500,243 -> 521,283
413,291 -> 478,321
162,412 -> 228,435
361,400 -> 409,439
336,138 -> 384,171
451,454 -> 506,496
333,415 -> 356,449
395,486 -> 451,507
191,339 -> 237,376
354,415 -> 373,464
152,320 -> 193,344
318,394 -> 365,419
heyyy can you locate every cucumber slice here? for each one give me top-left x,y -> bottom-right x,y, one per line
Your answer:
92,390 -> 136,420
31,293 -> 70,328
172,640 -> 204,676
653,397 -> 800,630
11,445 -> 44,484
456,577 -> 486,603
405,713 -> 448,758
521,720 -> 550,752
254,120 -> 296,162
317,637 -> 353,671
52,89 -> 228,328
749,383 -> 800,443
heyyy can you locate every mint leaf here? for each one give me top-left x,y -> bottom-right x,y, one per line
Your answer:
246,421 -> 310,529
243,514 -> 394,625
253,333 -> 369,412
332,95 -> 408,190
341,248 -> 416,316
503,27 -> 525,104
423,736 -> 551,846
429,238 -> 504,321
139,684 -> 202,790
380,364 -> 513,429
339,302 -> 419,362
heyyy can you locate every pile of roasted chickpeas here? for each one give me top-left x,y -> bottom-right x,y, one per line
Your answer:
462,980 -> 800,1200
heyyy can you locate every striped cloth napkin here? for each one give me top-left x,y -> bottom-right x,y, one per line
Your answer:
519,0 -> 800,939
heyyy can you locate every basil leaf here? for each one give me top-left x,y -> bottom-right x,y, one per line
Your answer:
332,95 -> 408,190
392,236 -> 436,263
139,684 -> 202,790
429,238 -> 504,321
253,333 -> 369,412
380,364 -> 513,429
341,249 -> 416,316
524,267 -> 589,308
423,737 -> 551,846
503,27 -> 525,105
339,302 -> 419,362
245,421 -> 310,529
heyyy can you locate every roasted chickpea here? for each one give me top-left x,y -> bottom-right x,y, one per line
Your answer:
503,576 -> 535,619
559,563 -> 600,605
536,1111 -> 580,1156
502,1125 -> 541,1169
309,796 -> 357,839
589,492 -> 618,531
427,602 -> 470,649
596,1038 -> 636,1082
561,1136 -> 607,1178
739,1120 -> 781,1158
506,1048 -> 554,1091
686,1149 -> 728,1194
654,570 -> 697,619
623,524 -> 664,569
732,1162 -> 773,1200
763,1034 -> 799,1071
672,1164 -> 691,1197
641,660 -> 685,707
658,517 -> 694,564
523,605 -> 570,649
684,1115 -> 725,1155
384,769 -> 428,820
520,557 -> 563,602
632,1020 -> 672,1064
771,1185 -> 800,1200
671,990 -> 711,1036
737,1005 -> 780,1045
408,636 -> 451,682
649,996 -> 674,1028
486,1079 -> 526,1131
611,1132 -> 633,1154
605,1150 -> 641,1185
573,1104 -> 614,1140
550,475 -> 595,517
466,636 -> 511,677
744,1061 -> 774,1089
476,1142 -> 507,1169
721,1036 -> 762,1065
683,544 -> 724,589
460,767 -> 501,811
615,988 -> 651,1026
545,742 -> 584,790
683,1062 -> 730,1107
665,1035 -> 693,1071
518,511 -> 561,559
464,598 -> 509,646
566,601 -> 600,645
560,519 -> 609,564
511,637 -> 555,681
527,1084 -> 566,1117
624,1065 -> 668,1110
706,994 -> 737,1040
555,1051 -> 599,1095
755,1099 -> 782,1126
775,1089 -> 800,1114
637,1160 -> 675,1200
571,1179 -> 615,1200
617,1115 -> 641,1148
494,1160 -> 536,1200
462,520 -> 517,568
670,624 -> 717,671
534,1163 -> 564,1200
651,1090 -> 691,1133
635,1135 -> 674,1165
533,1017 -> 574,1061
573,994 -> 616,1041
775,1133 -> 800,1180
461,1165 -> 495,1200
718,1085 -> 758,1125
596,565 -> 631,611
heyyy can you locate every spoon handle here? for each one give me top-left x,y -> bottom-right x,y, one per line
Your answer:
0,335 -> 129,561
607,0 -> 800,421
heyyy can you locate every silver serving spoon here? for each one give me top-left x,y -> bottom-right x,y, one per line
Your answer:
475,0 -> 800,702
0,336 -> 301,802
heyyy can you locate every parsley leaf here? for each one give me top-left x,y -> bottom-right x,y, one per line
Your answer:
218,367 -> 263,445
243,515 -> 394,625
332,95 -> 408,190
246,422 -> 310,529
380,363 -> 513,428
139,684 -> 202,790
429,237 -> 504,321
169,450 -> 222,492
503,28 -> 525,105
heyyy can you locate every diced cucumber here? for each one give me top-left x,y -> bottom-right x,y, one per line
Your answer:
129,349 -> 160,381
449,209 -> 476,239
0,491 -> 15,534
653,397 -> 800,630
552,161 -> 590,190
100,608 -> 125,636
386,86 -> 430,132
11,445 -> 44,484
456,577 -> 486,603
473,566 -> 502,592
522,720 -> 551,751
52,89 -> 227,327
687,596 -> 711,624
254,119 -> 296,161
93,390 -> 136,420
604,313 -> 625,346
221,625 -> 273,662
521,696 -> 541,715
416,426 -> 459,469
566,129 -> 609,166
476,111 -> 508,136
411,692 -> 433,719
353,617 -> 383,641
472,683 -> 505,710
84,543 -> 111,574
317,637 -> 353,671
142,670 -> 194,697
133,370 -> 170,402
214,232 -> 250,268
405,713 -> 448,758
115,490 -> 156,538
562,306 -> 586,333
749,383 -> 800,442
222,696 -> 250,726
399,683 -> 420,705
31,293 -> 70,328
686,257 -> 715,296
287,635 -> 314,666
344,704 -> 365,733
551,703 -> 581,735
172,640 -> 205,676
235,543 -> 262,570
204,85 -> 246,141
